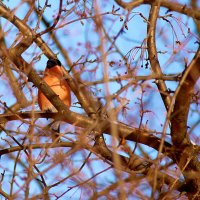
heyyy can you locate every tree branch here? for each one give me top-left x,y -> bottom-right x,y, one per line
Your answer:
147,1 -> 171,110
171,48 -> 200,197
0,111 -> 172,152
37,0 -> 63,36
115,0 -> 200,20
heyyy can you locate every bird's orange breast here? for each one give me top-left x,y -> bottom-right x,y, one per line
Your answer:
38,66 -> 71,112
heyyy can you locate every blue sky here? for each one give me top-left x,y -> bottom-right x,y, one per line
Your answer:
0,0 -> 199,199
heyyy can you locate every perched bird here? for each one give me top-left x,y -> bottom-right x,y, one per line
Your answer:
38,58 -> 71,112
38,59 -> 71,136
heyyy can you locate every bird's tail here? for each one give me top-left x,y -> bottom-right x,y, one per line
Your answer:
48,120 -> 61,142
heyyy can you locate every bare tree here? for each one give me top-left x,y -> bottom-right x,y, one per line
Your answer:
0,0 -> 199,199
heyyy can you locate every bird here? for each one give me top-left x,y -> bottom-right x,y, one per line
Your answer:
38,58 -> 71,137
38,58 -> 71,112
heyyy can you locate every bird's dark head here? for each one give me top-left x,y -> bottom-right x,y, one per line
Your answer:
46,59 -> 62,69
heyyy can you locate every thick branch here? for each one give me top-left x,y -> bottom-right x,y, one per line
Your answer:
0,141 -> 148,173
171,48 -> 200,197
171,50 -> 200,146
0,111 -> 172,152
147,2 -> 171,110
115,0 -> 200,20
